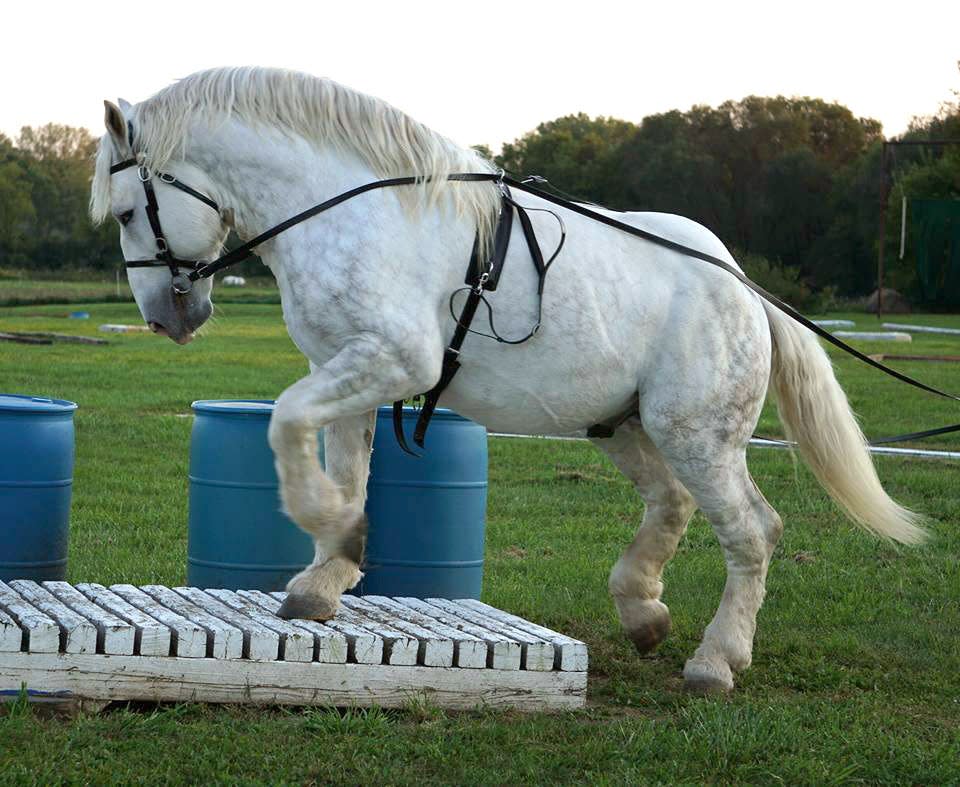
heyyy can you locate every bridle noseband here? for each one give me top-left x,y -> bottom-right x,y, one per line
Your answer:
110,157 -> 221,294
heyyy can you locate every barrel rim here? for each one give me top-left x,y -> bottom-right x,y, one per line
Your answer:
0,394 -> 78,414
376,405 -> 476,423
192,399 -> 275,415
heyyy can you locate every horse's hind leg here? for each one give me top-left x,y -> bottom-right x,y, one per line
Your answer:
646,424 -> 783,692
592,419 -> 697,654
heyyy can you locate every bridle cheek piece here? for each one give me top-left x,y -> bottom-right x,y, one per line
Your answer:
110,157 -> 220,295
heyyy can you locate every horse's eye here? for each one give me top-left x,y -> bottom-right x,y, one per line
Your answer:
117,209 -> 134,227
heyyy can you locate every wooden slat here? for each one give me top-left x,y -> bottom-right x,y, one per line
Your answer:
395,597 -> 521,670
7,580 -> 97,654
362,596 -> 485,668
204,589 -> 314,663
0,604 -> 22,653
75,583 -> 171,657
426,598 -> 555,671
109,585 -> 205,658
173,588 -> 279,661
140,586 -> 242,660
271,593 -> 418,666
341,597 -> 452,667
455,599 -> 588,672
267,592 -> 408,665
42,582 -> 135,656
237,590 -> 355,664
0,652 -> 587,711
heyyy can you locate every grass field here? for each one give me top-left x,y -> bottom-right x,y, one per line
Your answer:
0,270 -> 280,306
0,297 -> 958,784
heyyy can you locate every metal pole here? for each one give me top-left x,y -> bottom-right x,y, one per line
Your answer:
876,142 -> 890,319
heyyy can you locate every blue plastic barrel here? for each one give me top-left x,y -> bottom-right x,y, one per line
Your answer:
0,395 -> 77,582
357,406 -> 488,599
187,401 -> 320,591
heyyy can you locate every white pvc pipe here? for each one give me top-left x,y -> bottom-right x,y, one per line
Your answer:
488,432 -> 960,461
833,331 -> 912,342
812,319 -> 856,328
882,322 -> 960,336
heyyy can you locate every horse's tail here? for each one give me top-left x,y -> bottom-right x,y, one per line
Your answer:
763,302 -> 927,544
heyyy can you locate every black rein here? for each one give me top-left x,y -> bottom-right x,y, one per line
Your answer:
109,158 -> 960,447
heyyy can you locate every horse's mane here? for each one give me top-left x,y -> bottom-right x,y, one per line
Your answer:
91,66 -> 499,251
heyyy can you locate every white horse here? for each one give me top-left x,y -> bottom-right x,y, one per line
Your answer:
91,67 -> 925,693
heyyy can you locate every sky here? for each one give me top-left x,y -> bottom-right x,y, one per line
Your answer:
2,0 -> 958,150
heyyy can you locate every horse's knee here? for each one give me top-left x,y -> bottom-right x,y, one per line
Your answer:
267,403 -> 310,456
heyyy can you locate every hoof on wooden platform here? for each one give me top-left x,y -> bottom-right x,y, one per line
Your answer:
276,593 -> 337,621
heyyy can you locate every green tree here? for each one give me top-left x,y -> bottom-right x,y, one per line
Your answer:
495,113 -> 636,202
14,124 -> 118,269
0,133 -> 35,266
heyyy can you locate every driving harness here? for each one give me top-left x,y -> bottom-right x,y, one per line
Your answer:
109,153 -> 960,450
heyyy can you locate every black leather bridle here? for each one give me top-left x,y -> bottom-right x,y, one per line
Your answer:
110,157 -> 221,294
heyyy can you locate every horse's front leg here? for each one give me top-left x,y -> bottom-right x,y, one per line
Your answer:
268,338 -> 425,620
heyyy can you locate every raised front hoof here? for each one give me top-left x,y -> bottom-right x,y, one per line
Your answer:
277,593 -> 337,621
614,598 -> 672,654
683,657 -> 735,694
625,606 -> 672,655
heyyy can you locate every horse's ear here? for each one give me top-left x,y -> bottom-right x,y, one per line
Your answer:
117,98 -> 132,112
103,100 -> 128,148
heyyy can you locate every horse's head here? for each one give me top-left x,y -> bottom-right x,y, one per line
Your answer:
92,100 -> 228,344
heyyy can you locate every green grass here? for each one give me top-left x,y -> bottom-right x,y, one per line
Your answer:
1,300 -> 959,784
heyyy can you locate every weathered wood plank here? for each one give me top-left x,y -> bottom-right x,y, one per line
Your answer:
140,586 -> 242,660
0,605 -> 22,653
0,582 -> 60,653
341,597 -> 453,667
0,332 -> 51,345
173,588 -> 279,661
455,599 -> 588,672
395,597 -> 521,670
271,592 -> 408,665
108,585 -> 205,658
237,590 -> 354,664
7,580 -> 97,654
324,599 -> 418,666
205,589 -> 314,663
0,652 -> 587,711
426,598 -> 555,671
4,331 -> 109,345
319,602 -> 417,665
42,582 -> 135,656
362,596 -> 485,668
75,583 -> 171,657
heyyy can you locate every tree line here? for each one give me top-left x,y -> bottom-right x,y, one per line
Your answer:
492,92 -> 960,303
1,125 -> 117,270
1,80 -> 958,305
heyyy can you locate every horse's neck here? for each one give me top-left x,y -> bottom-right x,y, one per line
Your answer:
192,122 -> 377,248
189,121 -> 474,298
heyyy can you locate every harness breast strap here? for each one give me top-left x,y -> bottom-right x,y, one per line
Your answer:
391,186 -> 543,454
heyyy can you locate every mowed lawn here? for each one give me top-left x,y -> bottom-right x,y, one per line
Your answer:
0,298 -> 958,784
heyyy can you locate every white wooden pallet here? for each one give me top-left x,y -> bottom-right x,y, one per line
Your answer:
0,581 -> 586,711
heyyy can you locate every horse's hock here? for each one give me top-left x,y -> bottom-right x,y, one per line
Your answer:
0,580 -> 587,712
